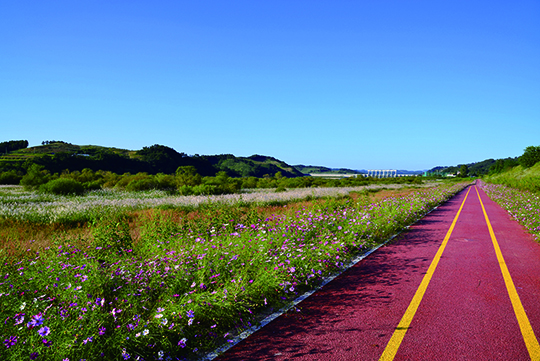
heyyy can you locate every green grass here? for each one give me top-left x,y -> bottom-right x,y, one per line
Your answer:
483,163 -> 540,193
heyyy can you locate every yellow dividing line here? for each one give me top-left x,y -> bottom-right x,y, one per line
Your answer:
379,186 -> 472,361
475,186 -> 540,360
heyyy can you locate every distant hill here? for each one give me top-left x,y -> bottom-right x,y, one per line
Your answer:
294,165 -> 365,175
204,154 -> 304,178
0,141 -> 303,178
427,158 -> 504,176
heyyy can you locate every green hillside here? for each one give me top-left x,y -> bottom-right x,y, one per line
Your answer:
0,140 -> 303,179
428,159 -> 498,177
481,145 -> 540,192
203,154 -> 304,178
484,162 -> 540,193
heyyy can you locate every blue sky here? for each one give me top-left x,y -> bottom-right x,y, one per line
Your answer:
2,1 -> 539,170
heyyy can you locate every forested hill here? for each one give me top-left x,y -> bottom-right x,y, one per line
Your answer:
0,141 -> 303,178
294,165 -> 362,175
428,158 -> 519,176
205,154 -> 304,178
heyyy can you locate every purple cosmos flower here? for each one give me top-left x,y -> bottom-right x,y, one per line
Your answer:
4,336 -> 17,349
38,326 -> 50,337
30,352 -> 39,360
186,310 -> 195,318
99,327 -> 106,335
178,338 -> 187,348
14,313 -> 25,325
27,314 -> 44,329
111,308 -> 121,317
82,337 -> 93,344
59,309 -> 69,319
42,339 -> 52,347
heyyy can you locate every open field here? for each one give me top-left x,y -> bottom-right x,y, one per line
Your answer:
0,183 -> 443,224
0,183 -> 442,251
0,182 -> 468,360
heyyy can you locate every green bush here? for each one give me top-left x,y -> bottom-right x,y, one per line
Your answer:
155,173 -> 176,190
20,164 -> 51,190
125,178 -> 156,191
177,185 -> 194,195
39,178 -> 84,195
0,170 -> 22,185
83,180 -> 102,191
175,166 -> 202,187
192,184 -> 220,195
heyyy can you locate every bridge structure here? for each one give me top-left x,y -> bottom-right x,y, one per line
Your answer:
366,169 -> 397,178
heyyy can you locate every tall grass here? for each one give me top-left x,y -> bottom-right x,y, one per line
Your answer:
0,183 -> 467,360
0,184 -> 441,224
483,162 -> 540,193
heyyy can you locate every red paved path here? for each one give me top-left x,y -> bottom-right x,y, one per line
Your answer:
216,185 -> 540,360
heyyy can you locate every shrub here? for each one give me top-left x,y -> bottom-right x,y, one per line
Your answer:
39,178 -> 84,195
178,185 -> 194,195
192,184 -> 220,195
176,166 -> 202,187
20,164 -> 51,190
125,178 -> 156,191
155,173 -> 176,190
0,170 -> 22,184
83,180 -> 102,191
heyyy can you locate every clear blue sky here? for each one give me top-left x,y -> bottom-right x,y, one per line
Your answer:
2,1 -> 539,170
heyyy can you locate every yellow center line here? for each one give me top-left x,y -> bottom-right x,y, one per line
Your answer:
379,186 -> 472,361
475,186 -> 540,360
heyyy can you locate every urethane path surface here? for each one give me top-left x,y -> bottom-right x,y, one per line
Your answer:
216,184 -> 540,360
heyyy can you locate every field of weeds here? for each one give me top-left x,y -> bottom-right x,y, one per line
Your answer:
0,182 -> 467,360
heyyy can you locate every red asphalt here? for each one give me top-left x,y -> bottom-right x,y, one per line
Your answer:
215,185 -> 540,360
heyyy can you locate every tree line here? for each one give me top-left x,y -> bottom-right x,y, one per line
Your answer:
0,140 -> 28,154
10,163 -> 423,196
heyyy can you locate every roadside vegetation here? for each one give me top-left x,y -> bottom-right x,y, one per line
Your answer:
0,181 -> 468,360
478,181 -> 540,240
481,145 -> 540,240
483,159 -> 540,193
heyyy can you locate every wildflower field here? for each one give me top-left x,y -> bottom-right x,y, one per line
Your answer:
478,180 -> 540,240
0,182 -> 468,360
